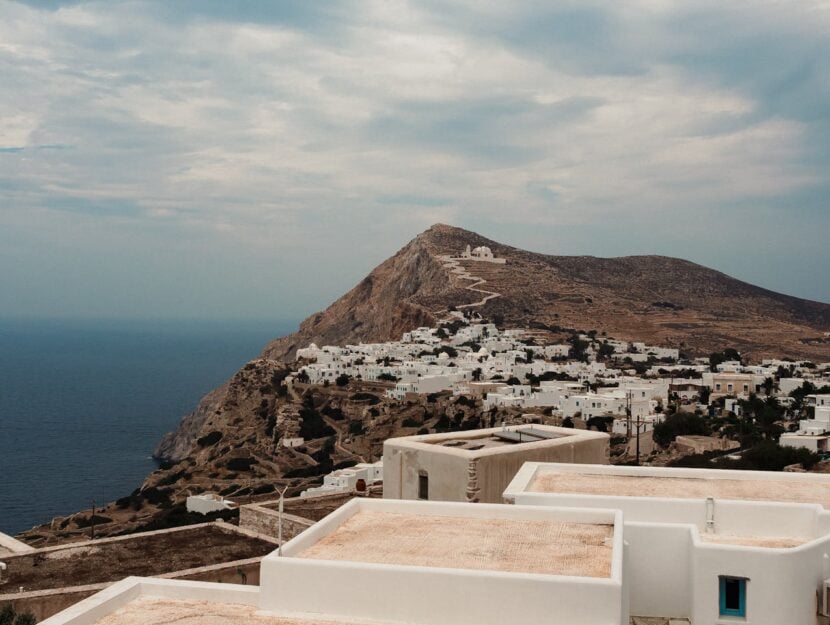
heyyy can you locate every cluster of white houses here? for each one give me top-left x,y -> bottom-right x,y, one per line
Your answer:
37,422 -> 830,625
293,322 -> 830,449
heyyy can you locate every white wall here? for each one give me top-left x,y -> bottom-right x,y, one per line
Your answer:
623,523 -> 692,618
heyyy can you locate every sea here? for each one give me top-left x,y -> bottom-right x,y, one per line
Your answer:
0,317 -> 297,536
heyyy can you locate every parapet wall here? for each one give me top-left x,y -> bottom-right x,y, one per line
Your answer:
238,506 -> 315,541
0,522 -> 277,621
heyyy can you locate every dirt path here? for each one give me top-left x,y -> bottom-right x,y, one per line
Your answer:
436,254 -> 502,313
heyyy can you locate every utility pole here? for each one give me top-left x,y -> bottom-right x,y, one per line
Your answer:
637,412 -> 640,467
277,486 -> 289,556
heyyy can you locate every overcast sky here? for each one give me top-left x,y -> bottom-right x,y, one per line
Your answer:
2,0 -> 829,322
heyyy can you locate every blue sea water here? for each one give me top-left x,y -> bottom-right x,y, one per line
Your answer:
0,318 -> 297,535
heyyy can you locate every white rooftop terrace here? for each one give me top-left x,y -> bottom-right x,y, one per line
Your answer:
260,498 -> 625,625
504,462 -> 830,547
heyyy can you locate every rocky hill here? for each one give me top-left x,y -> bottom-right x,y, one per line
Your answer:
265,224 -> 830,363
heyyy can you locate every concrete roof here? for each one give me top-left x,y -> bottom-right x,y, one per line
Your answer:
528,469 -> 830,508
92,598 -> 376,625
297,510 -> 614,578
385,424 -> 608,458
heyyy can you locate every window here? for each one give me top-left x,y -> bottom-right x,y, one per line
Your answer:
716,383 -> 722,391
727,384 -> 734,393
418,472 -> 429,500
743,384 -> 749,393
719,576 -> 746,618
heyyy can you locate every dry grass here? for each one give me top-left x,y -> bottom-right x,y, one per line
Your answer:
530,471 -> 830,508
298,511 -> 613,578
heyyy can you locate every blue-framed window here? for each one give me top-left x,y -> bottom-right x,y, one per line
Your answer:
719,576 -> 747,618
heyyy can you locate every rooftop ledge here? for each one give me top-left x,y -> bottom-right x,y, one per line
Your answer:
384,424 -> 608,458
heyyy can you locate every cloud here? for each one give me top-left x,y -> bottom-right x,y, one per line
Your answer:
0,0 -> 829,320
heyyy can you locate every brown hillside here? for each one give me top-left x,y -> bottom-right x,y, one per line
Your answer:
264,224 -> 830,363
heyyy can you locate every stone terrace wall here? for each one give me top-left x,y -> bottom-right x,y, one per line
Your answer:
239,506 -> 315,542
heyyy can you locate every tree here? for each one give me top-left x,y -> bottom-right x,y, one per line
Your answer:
335,373 -> 350,387
586,416 -> 612,432
562,417 -> 575,428
568,335 -> 589,362
299,396 -> 335,439
295,369 -> 310,384
709,348 -> 742,372
471,368 -> 483,382
598,342 -> 615,360
653,413 -> 711,447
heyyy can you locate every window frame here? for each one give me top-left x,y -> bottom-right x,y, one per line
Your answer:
417,472 -> 429,500
719,576 -> 747,618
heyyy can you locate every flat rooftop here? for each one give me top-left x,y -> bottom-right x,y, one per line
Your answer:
433,427 -> 570,450
387,424 -> 606,457
297,510 -> 613,578
529,470 -> 830,508
92,598 -> 377,625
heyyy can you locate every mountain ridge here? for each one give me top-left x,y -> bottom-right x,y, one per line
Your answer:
263,223 -> 830,363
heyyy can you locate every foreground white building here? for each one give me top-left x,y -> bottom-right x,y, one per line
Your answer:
505,462 -> 830,625
39,498 -> 625,625
38,456 -> 830,625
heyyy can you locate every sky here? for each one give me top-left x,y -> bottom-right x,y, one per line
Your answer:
1,0 -> 829,322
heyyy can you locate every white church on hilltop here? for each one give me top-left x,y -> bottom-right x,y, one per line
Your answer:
460,244 -> 506,263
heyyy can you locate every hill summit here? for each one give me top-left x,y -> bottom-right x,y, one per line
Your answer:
264,224 -> 830,362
